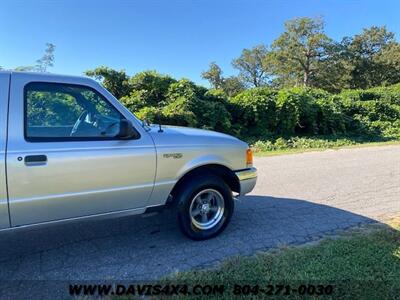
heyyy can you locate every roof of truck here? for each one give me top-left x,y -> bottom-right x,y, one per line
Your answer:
0,70 -> 97,85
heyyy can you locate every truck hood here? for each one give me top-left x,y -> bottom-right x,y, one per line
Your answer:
147,125 -> 246,147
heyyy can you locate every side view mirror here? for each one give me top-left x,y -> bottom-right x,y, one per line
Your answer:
117,119 -> 138,139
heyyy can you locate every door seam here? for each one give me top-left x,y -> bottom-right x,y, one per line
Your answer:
5,73 -> 12,227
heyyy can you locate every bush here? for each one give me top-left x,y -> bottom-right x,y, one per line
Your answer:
251,136 -> 358,153
112,70 -> 400,141
229,87 -> 277,136
315,96 -> 347,135
135,106 -> 160,123
339,89 -> 400,137
89,67 -> 400,142
275,88 -> 320,135
194,100 -> 231,132
252,140 -> 275,152
160,79 -> 232,131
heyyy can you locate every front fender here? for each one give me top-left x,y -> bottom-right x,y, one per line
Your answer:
146,149 -> 238,207
176,154 -> 233,180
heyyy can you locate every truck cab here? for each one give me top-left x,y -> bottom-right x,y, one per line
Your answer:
0,71 -> 257,240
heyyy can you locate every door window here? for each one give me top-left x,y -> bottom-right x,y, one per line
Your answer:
25,82 -> 127,141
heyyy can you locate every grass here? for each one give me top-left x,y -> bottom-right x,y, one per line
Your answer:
165,218 -> 400,299
248,135 -> 400,156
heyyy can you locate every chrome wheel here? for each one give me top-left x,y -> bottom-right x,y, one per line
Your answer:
189,189 -> 225,230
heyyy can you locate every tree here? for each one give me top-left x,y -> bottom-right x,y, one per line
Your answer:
129,70 -> 176,106
14,43 -> 56,72
222,76 -> 245,96
35,43 -> 55,72
201,62 -> 245,96
310,42 -> 351,92
120,70 -> 176,112
376,42 -> 400,86
341,26 -> 400,89
201,62 -> 224,89
232,45 -> 269,87
268,17 -> 332,88
85,66 -> 131,99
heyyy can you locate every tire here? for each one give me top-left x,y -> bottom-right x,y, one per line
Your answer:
176,174 -> 234,240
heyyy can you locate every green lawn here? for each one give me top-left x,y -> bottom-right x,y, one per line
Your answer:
254,140 -> 400,156
167,218 -> 400,299
250,136 -> 400,156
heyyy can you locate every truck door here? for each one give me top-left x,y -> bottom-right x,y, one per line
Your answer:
6,73 -> 156,226
0,73 -> 10,229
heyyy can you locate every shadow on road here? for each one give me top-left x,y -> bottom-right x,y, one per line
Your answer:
0,195 -> 379,281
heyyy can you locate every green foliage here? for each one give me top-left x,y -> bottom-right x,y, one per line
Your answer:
227,17 -> 400,91
232,45 -> 269,87
230,85 -> 399,139
162,79 -> 232,131
252,136 -> 358,152
129,71 -> 176,105
268,17 -> 333,88
195,99 -> 231,132
162,99 -> 198,127
81,17 -> 400,142
201,63 -> 245,96
35,43 -> 55,72
135,106 -> 160,123
85,67 -> 131,99
276,88 -> 321,134
119,71 -> 176,114
229,87 -> 277,136
315,96 -> 347,135
338,87 -> 400,138
27,91 -> 80,126
201,62 -> 224,89
221,76 -> 246,96
161,79 -> 200,127
84,65 -> 400,143
341,26 -> 400,89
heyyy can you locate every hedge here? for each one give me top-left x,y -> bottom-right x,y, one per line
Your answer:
121,80 -> 400,140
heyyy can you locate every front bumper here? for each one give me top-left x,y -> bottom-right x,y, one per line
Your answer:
235,167 -> 257,195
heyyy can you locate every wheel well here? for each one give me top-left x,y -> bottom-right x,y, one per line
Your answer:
168,164 -> 240,206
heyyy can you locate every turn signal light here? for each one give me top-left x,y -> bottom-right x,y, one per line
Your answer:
246,148 -> 253,167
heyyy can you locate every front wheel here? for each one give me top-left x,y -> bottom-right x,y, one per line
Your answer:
176,174 -> 234,240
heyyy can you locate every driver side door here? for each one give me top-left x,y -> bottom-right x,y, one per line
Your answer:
6,73 -> 156,227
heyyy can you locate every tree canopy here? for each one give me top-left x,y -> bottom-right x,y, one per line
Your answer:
226,17 -> 400,92
201,62 -> 224,89
85,66 -> 131,99
267,17 -> 333,88
340,26 -> 400,89
232,45 -> 269,87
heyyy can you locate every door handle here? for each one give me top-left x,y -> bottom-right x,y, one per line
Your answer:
24,155 -> 47,166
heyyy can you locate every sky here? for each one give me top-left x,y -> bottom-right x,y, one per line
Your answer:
1,0 -> 400,86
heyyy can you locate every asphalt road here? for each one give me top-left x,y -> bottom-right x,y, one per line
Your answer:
0,145 -> 399,287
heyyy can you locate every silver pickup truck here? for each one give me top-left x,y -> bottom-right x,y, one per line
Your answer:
0,71 -> 257,240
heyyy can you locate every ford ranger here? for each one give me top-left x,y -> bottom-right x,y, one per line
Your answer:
0,71 -> 257,240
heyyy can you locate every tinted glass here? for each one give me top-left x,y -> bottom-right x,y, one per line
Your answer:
25,82 -> 124,140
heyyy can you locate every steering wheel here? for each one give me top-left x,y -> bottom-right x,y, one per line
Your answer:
70,110 -> 89,136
